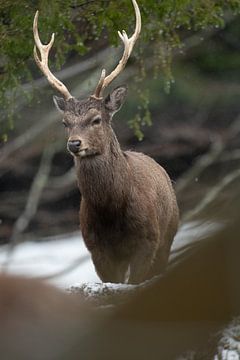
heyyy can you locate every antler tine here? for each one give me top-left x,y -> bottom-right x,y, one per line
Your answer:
93,0 -> 141,98
33,11 -> 72,100
92,69 -> 106,99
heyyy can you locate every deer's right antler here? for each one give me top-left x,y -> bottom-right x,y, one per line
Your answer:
33,11 -> 72,100
93,0 -> 141,98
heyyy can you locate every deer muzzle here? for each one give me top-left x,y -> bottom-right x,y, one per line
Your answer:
67,139 -> 81,154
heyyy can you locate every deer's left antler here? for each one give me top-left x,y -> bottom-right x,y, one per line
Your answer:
93,0 -> 141,98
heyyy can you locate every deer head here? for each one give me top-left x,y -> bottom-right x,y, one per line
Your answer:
33,0 -> 141,157
53,86 -> 127,157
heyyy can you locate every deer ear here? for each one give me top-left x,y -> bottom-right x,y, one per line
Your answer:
104,86 -> 127,114
53,96 -> 66,113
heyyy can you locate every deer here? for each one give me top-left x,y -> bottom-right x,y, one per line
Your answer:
33,0 -> 179,284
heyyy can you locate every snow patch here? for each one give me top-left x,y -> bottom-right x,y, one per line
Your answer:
0,233 -> 99,288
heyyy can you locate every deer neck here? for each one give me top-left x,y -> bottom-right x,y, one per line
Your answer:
75,131 -> 130,208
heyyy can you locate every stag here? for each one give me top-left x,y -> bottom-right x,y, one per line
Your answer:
33,0 -> 179,284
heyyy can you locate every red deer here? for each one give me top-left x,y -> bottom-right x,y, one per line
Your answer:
33,0 -> 179,284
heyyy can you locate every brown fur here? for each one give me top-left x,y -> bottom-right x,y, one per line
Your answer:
54,86 -> 179,283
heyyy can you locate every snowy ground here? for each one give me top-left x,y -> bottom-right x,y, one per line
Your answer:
0,221 -> 221,288
0,233 -> 99,288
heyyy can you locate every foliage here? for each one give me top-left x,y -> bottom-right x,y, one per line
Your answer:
0,0 -> 240,139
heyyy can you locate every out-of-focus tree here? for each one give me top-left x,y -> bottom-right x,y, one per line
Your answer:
1,0 -> 240,139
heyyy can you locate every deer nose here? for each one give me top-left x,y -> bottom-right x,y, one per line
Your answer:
67,139 -> 81,154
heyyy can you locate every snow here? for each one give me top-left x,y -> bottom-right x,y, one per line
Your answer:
0,232 -> 99,288
0,220 -> 223,288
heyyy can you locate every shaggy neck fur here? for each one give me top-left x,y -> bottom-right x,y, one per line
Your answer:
75,128 -> 130,210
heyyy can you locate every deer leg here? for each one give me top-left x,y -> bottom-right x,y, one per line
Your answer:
91,251 -> 129,284
146,245 -> 170,280
128,243 -> 157,284
147,223 -> 177,280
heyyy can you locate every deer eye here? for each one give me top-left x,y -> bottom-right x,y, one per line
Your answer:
91,116 -> 101,126
62,120 -> 68,128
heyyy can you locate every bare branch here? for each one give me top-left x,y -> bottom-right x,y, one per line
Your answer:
218,149 -> 240,163
3,143 -> 59,267
176,113 -> 240,194
48,167 -> 76,188
176,138 -> 223,194
182,168 -> 240,222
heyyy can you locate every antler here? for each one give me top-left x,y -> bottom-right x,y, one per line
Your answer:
33,11 -> 72,100
93,0 -> 141,98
